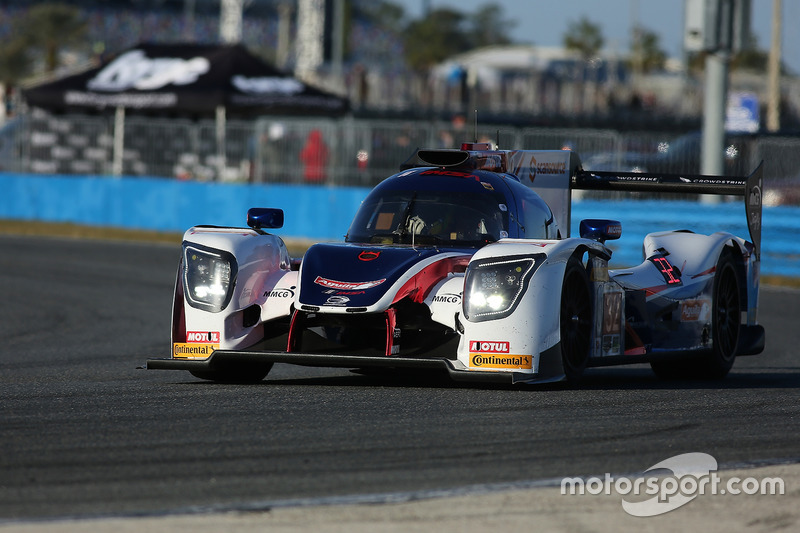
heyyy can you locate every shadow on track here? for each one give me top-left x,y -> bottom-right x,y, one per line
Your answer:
160,363 -> 800,392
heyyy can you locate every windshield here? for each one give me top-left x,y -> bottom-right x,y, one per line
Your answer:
346,190 -> 509,247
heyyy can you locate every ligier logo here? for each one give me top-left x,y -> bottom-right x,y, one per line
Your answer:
314,276 -> 386,290
469,340 -> 510,353
186,331 -> 220,343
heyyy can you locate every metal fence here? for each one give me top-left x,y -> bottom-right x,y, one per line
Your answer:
3,111 -> 800,193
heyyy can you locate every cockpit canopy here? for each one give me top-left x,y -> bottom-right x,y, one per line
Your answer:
346,188 -> 508,247
345,167 -> 559,247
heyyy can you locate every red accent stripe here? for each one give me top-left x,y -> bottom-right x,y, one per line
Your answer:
691,265 -> 716,279
384,308 -> 397,356
392,255 -> 471,304
623,322 -> 646,355
644,285 -> 673,297
286,309 -> 303,352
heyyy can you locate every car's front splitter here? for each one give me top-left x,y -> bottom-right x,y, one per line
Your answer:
146,349 -> 565,385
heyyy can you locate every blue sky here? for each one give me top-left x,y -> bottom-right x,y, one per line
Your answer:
409,0 -> 799,75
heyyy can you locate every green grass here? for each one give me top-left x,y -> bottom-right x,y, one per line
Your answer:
0,220 -> 314,257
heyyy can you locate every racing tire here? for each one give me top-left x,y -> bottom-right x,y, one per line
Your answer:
560,254 -> 592,383
703,249 -> 742,377
190,363 -> 273,384
650,249 -> 742,380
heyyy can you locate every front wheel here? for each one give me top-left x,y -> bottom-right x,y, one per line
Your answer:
560,255 -> 592,383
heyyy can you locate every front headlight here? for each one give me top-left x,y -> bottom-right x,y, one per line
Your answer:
463,254 -> 543,322
183,244 -> 237,312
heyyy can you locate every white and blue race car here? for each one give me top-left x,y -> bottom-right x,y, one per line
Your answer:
147,143 -> 765,384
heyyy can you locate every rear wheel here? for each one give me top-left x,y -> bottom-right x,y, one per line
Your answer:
560,255 -> 592,383
703,250 -> 741,377
650,249 -> 741,379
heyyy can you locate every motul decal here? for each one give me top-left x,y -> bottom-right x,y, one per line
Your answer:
186,331 -> 220,343
469,340 -> 510,353
314,276 -> 386,290
358,250 -> 381,261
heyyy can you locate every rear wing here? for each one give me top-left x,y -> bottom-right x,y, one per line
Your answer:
574,164 -> 764,259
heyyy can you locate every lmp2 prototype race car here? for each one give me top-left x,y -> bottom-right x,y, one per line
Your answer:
146,142 -> 765,385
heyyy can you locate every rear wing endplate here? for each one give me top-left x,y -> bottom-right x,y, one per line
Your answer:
572,164 -> 764,259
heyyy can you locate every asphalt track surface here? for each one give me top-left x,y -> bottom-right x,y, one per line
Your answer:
2,235 -> 799,523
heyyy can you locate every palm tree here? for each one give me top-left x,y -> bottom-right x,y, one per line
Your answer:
563,17 -> 604,59
21,3 -> 88,73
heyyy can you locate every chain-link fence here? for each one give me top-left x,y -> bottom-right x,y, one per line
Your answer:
3,112 -> 800,195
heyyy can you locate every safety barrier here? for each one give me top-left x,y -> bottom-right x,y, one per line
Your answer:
8,114 -> 800,187
0,172 -> 794,277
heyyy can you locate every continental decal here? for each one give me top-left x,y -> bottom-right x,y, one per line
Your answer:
469,354 -> 532,370
173,343 -> 217,359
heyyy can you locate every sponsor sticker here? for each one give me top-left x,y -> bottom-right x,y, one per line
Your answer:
469,340 -> 510,353
186,331 -> 220,343
264,287 -> 296,298
469,353 -> 532,370
173,343 -> 217,359
681,299 -> 709,321
432,292 -> 461,304
314,276 -> 386,290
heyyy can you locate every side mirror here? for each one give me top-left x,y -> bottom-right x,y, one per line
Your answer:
579,219 -> 621,243
247,208 -> 284,229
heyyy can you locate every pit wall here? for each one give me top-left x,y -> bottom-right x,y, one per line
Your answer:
0,173 -> 793,276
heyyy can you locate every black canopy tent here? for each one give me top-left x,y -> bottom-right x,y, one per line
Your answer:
23,42 -> 348,115
23,43 -> 349,176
